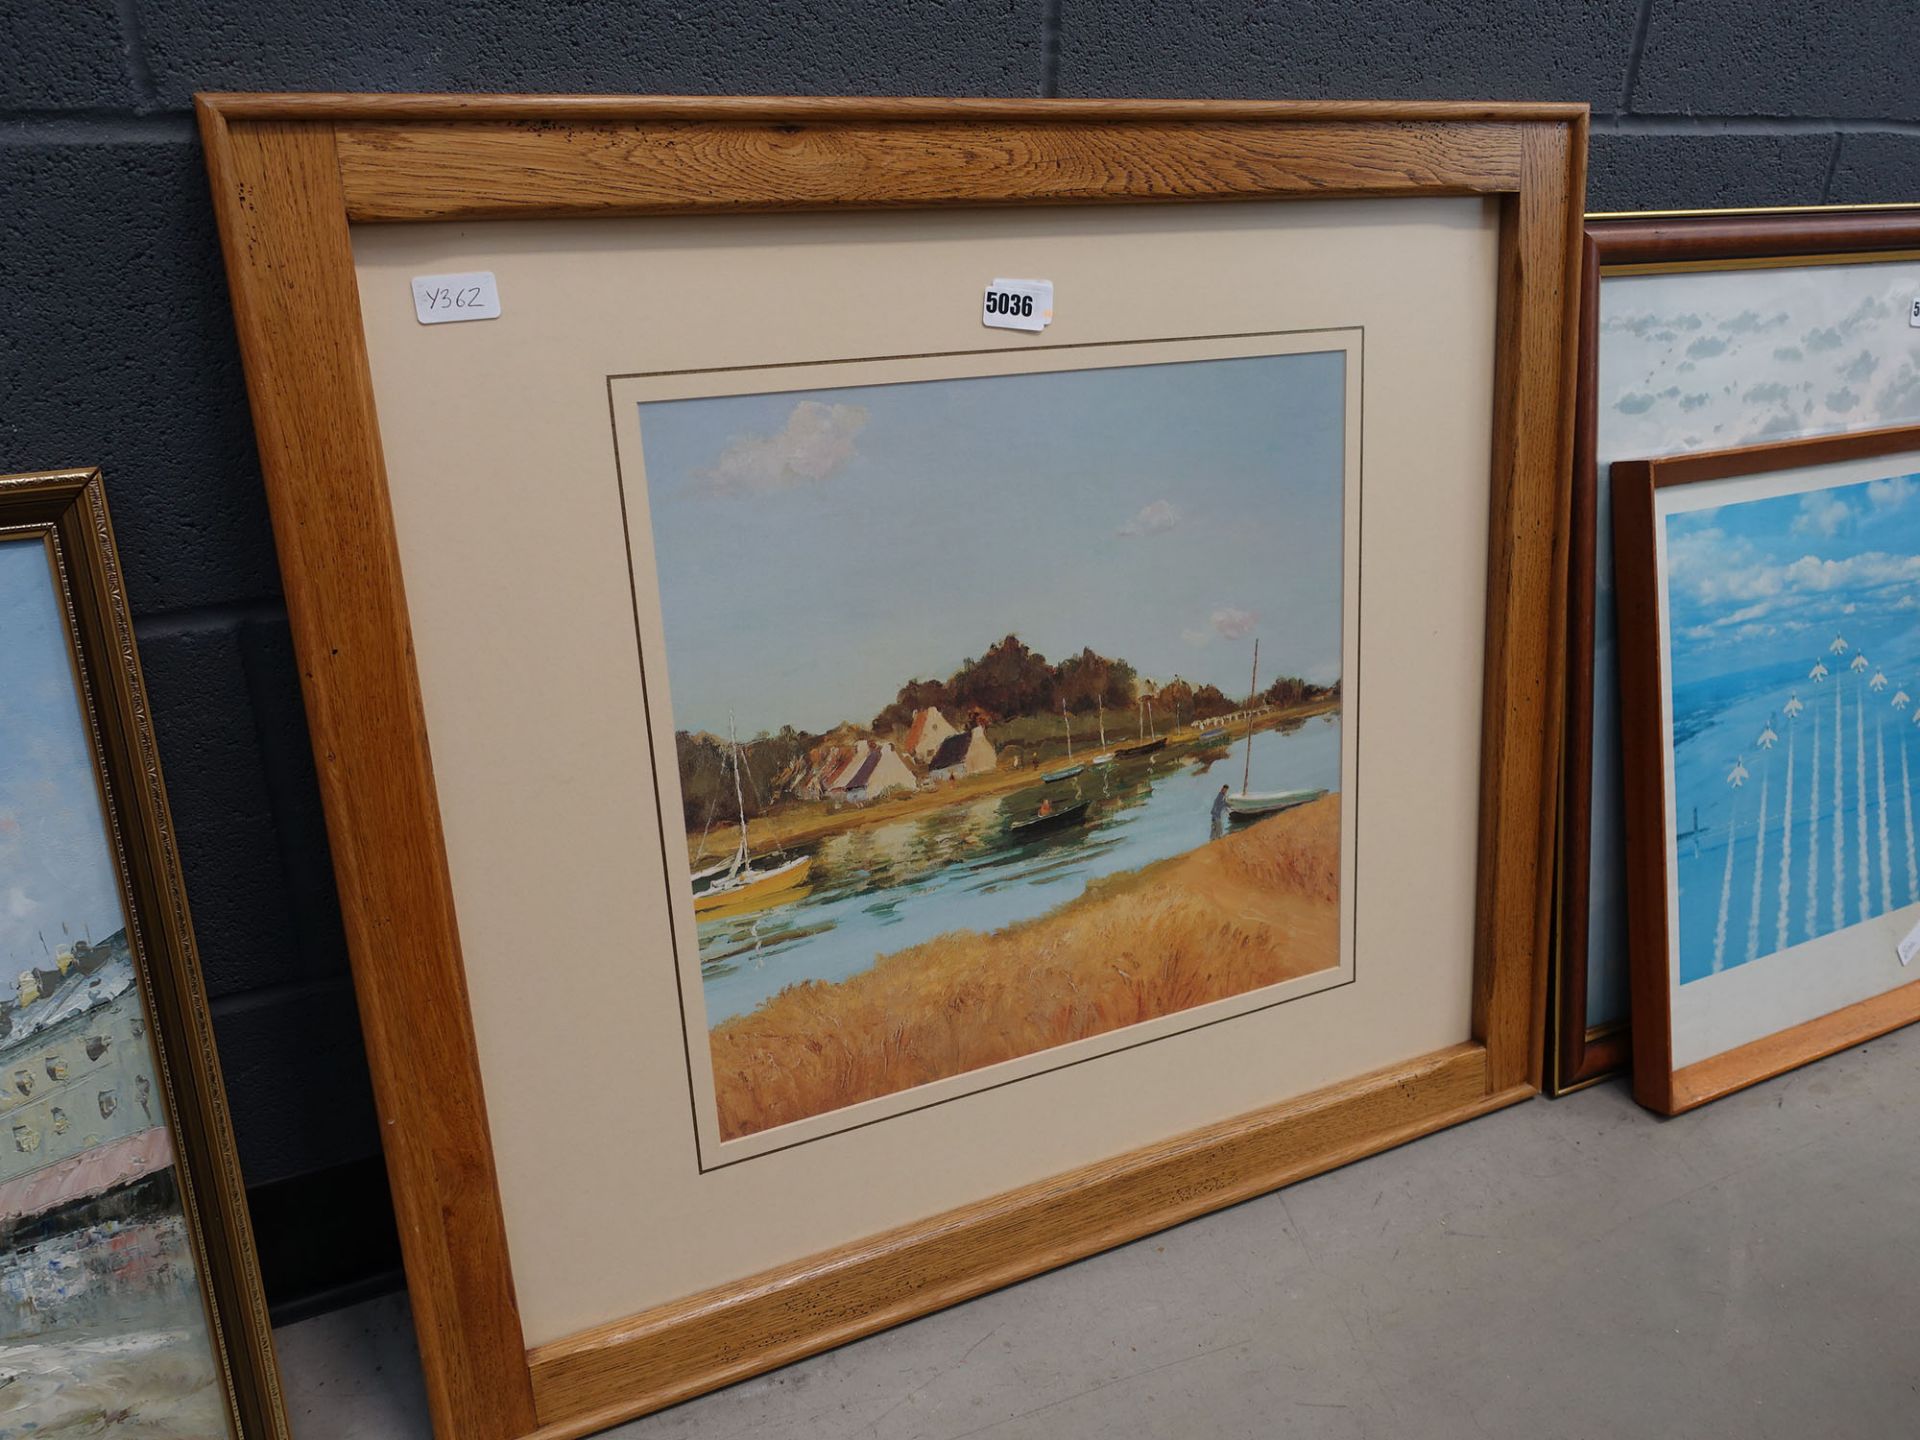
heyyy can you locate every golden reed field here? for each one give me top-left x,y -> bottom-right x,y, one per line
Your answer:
710,794 -> 1342,1140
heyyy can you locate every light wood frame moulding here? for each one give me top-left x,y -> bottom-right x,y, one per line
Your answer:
196,93 -> 1586,1439
1553,208 -> 1920,1095
1611,423 -> 1920,1114
0,469 -> 288,1438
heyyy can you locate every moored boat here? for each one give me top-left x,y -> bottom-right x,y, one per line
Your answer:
691,712 -> 814,918
1114,735 -> 1165,758
1225,642 -> 1325,823
1225,787 -> 1326,820
1009,800 -> 1090,837
694,853 -> 814,914
1042,763 -> 1085,782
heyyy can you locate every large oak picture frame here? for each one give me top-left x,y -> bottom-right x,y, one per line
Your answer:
197,95 -> 1585,1439
1554,209 -> 1920,1094
1612,425 -> 1920,1114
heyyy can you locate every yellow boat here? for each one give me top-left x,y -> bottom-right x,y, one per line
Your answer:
691,711 -> 815,919
693,854 -> 813,917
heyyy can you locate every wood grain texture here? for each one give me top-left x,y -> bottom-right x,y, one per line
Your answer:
193,95 -> 1584,1440
1588,208 -> 1920,267
1555,211 -> 1920,1094
194,104 -> 538,1438
333,118 -> 1525,223
525,1044 -> 1519,1435
1668,977 -> 1920,1112
1470,119 -> 1585,1092
1612,430 -> 1920,1115
1609,458 -> 1675,1113
1550,231 -> 1629,1094
1642,422 -> 1920,488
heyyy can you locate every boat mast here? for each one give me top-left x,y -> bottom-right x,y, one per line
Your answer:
1241,639 -> 1260,795
1062,699 -> 1073,758
1098,699 -> 1106,747
728,711 -> 749,872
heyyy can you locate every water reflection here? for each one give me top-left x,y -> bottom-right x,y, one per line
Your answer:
696,717 -> 1341,1024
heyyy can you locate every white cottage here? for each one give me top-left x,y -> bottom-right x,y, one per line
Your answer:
903,706 -> 958,764
928,724 -> 997,781
845,742 -> 918,802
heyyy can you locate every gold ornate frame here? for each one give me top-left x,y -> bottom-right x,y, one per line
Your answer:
197,94 -> 1585,1439
0,468 -> 287,1438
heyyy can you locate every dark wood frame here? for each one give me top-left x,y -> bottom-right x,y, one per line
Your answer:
196,94 -> 1585,1440
1552,208 -> 1920,1094
1613,425 -> 1920,1114
0,468 -> 288,1437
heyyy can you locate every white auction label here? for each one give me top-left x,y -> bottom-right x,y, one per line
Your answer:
983,278 -> 1053,333
1909,296 -> 1920,328
1899,917 -> 1920,967
411,271 -> 502,325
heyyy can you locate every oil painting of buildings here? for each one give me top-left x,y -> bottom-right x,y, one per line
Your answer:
638,351 -> 1350,1143
0,539 -> 229,1438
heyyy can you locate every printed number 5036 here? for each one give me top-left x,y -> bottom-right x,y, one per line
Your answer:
985,290 -> 1035,317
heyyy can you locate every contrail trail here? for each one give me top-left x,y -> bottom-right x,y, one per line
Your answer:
1834,682 -> 1845,932
1777,723 -> 1795,951
1808,709 -> 1821,942
1716,793 -> 1741,974
1904,730 -> 1918,906
1747,762 -> 1770,964
1858,676 -> 1870,923
1877,714 -> 1892,915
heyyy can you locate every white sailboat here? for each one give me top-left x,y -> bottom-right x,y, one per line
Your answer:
693,714 -> 812,916
1044,700 -> 1084,781
1092,698 -> 1113,766
1225,638 -> 1327,820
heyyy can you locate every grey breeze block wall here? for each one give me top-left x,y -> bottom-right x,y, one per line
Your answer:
3,0 -> 1918,1309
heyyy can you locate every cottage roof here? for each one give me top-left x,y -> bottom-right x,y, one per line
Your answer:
845,749 -> 884,791
903,707 -> 948,752
928,733 -> 971,770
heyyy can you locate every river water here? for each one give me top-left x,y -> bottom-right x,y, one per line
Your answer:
697,714 -> 1343,1024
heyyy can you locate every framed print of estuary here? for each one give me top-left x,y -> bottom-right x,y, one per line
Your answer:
205,93 -> 1583,1435
1614,426 -> 1920,1114
616,334 -> 1360,1163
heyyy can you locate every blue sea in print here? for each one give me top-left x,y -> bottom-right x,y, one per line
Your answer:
1665,470 -> 1920,985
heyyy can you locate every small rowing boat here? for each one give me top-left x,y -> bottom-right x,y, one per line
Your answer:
1113,735 -> 1165,758
1042,763 -> 1084,782
1009,800 -> 1090,837
1225,787 -> 1326,821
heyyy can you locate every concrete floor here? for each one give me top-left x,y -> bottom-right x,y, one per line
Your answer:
273,1026 -> 1920,1439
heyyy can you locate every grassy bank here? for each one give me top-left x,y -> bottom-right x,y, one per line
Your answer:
709,793 -> 1342,1140
688,699 -> 1340,864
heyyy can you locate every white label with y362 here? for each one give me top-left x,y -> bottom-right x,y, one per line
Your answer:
1898,917 -> 1920,966
983,278 -> 1054,333
411,271 -> 501,325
